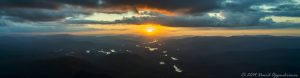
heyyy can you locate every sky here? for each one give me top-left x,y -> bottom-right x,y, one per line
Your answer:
0,0 -> 300,37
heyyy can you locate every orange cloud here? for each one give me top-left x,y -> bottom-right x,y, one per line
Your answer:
97,5 -> 191,16
136,6 -> 177,16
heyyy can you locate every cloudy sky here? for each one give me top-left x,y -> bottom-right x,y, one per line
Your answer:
0,0 -> 300,36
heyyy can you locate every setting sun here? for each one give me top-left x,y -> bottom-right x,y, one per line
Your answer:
136,24 -> 168,38
139,24 -> 164,35
146,27 -> 154,32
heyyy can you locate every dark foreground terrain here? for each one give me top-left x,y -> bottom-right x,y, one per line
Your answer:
0,35 -> 300,78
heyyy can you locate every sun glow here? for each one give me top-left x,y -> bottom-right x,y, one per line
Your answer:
138,24 -> 164,35
137,24 -> 169,39
34,24 -> 300,38
146,27 -> 154,32
131,23 -> 177,39
82,23 -> 177,37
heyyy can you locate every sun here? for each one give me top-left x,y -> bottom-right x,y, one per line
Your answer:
135,23 -> 177,37
137,24 -> 161,36
146,27 -> 154,32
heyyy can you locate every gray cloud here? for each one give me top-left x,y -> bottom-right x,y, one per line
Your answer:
0,0 -> 300,27
0,0 -> 100,9
222,0 -> 300,17
64,12 -> 268,27
0,18 -> 11,27
67,10 -> 293,28
100,0 -> 221,14
113,0 -> 299,27
0,15 -> 28,27
221,0 -> 293,12
270,4 -> 300,17
0,5 -> 90,22
0,0 -> 99,22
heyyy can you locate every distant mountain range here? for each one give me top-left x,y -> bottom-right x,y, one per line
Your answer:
0,35 -> 299,78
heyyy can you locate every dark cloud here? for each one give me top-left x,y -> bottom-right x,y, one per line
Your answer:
0,0 -> 219,22
221,11 -> 269,26
78,0 -> 298,27
66,11 -> 273,27
52,0 -> 100,8
0,0 -> 100,22
0,16 -> 31,27
222,0 -> 292,12
0,6 -> 90,21
0,0 -> 100,9
270,4 -> 300,17
101,0 -> 221,14
65,14 -> 300,29
0,0 -> 59,9
64,20 -> 116,24
1,9 -> 64,21
0,0 -> 299,27
0,19 -> 10,27
221,0 -> 300,17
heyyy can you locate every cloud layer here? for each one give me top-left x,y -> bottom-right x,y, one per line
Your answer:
0,0 -> 299,27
